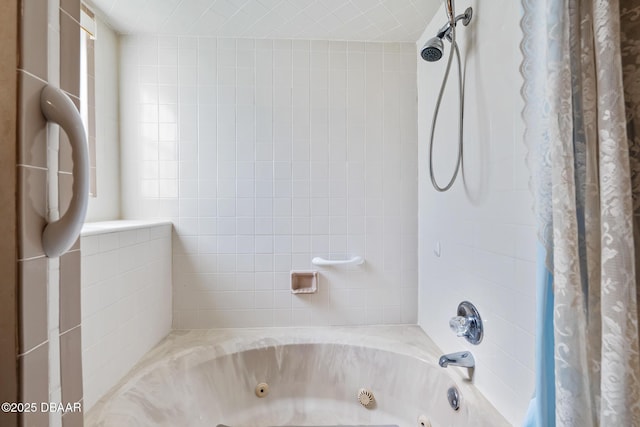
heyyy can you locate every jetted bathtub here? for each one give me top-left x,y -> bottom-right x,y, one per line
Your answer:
85,326 -> 509,427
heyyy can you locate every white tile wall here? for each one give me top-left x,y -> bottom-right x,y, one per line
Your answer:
80,222 -> 172,411
119,36 -> 418,328
417,1 -> 535,425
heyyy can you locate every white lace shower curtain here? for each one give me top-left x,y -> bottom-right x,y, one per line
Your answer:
521,0 -> 640,425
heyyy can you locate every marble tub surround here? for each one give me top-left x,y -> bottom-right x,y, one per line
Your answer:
85,326 -> 508,427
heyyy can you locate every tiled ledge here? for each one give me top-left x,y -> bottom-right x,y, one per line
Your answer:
81,219 -> 172,236
80,220 -> 172,411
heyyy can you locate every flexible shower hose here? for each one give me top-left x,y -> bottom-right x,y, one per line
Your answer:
429,27 -> 464,192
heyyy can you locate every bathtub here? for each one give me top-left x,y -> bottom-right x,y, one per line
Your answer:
85,326 -> 509,427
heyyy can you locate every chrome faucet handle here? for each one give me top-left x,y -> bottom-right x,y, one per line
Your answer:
451,301 -> 483,345
449,315 -> 470,337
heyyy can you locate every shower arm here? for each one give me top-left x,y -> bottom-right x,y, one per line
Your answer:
437,7 -> 474,39
436,7 -> 473,41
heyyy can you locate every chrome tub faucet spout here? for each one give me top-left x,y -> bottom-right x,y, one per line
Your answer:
439,351 -> 475,368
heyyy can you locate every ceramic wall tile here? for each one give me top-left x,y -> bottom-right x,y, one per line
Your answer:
60,327 -> 82,404
60,250 -> 81,333
19,343 -> 49,427
19,0 -> 48,80
18,257 -> 48,353
120,37 -> 419,329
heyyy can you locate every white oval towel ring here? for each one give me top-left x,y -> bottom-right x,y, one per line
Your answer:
311,256 -> 364,266
40,85 -> 89,258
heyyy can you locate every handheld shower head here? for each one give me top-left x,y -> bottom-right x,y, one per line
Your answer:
421,37 -> 444,62
444,0 -> 455,24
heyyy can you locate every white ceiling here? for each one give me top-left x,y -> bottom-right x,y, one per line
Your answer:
86,0 -> 439,42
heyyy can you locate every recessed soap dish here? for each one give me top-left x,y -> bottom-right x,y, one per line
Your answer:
290,271 -> 318,294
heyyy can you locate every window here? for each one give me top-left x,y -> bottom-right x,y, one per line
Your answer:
80,4 -> 97,196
